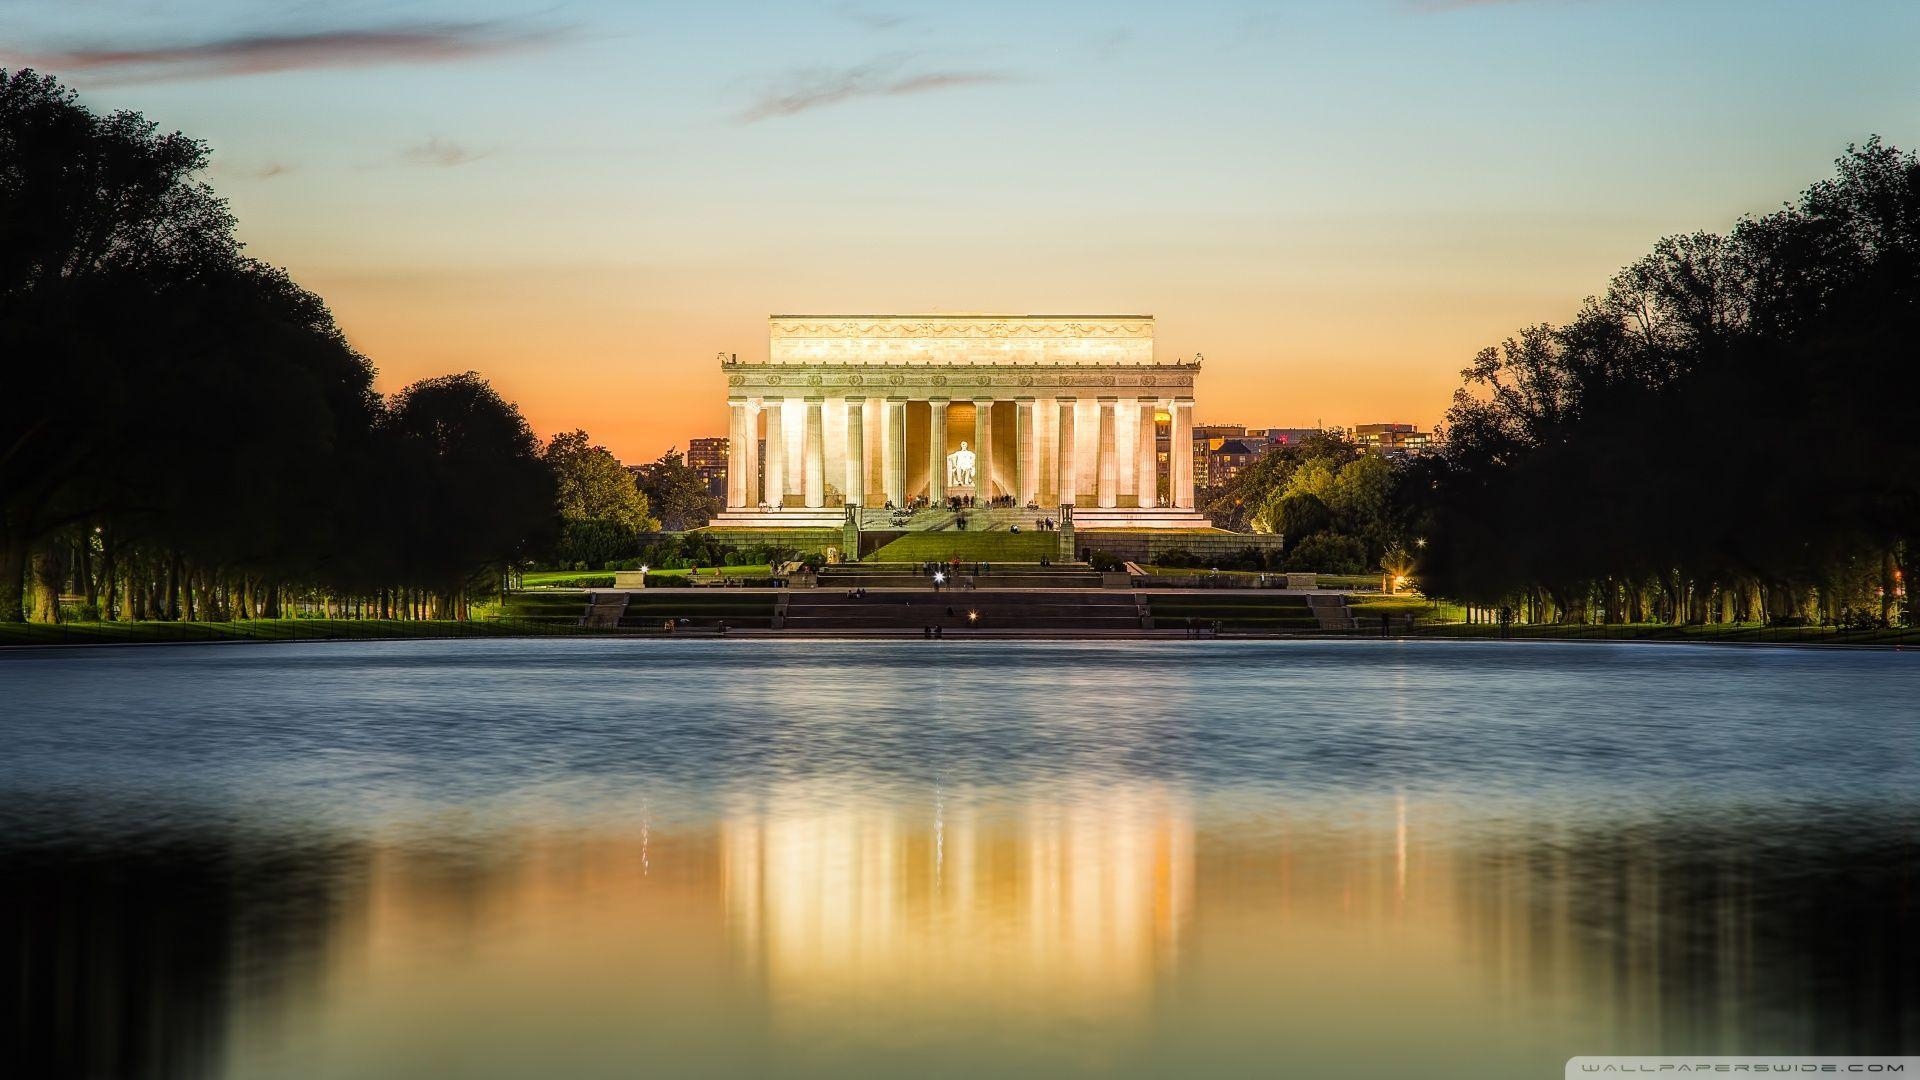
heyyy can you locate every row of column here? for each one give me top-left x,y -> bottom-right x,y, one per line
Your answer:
726,395 -> 1195,511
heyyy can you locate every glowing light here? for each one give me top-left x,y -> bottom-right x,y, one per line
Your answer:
638,565 -> 649,574
967,610 -> 979,623
934,572 -> 946,584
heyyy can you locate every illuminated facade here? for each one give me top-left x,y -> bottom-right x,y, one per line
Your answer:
715,315 -> 1209,528
1355,423 -> 1432,456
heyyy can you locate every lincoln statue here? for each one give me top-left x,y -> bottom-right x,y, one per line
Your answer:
947,442 -> 977,489
710,315 -> 1209,529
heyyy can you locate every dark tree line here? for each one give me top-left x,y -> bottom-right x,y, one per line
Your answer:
1,70 -> 555,623
1416,139 -> 1919,626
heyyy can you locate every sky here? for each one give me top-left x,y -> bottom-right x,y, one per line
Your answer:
5,0 -> 1918,461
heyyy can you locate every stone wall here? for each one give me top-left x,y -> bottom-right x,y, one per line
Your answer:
1077,530 -> 1287,565
693,527 -> 843,556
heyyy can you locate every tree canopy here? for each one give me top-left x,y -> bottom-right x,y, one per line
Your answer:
1416,138 -> 1920,626
633,448 -> 718,532
545,429 -> 657,532
1,69 -> 555,622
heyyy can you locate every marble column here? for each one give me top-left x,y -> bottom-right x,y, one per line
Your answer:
1096,397 -> 1118,508
1115,397 -> 1137,507
1137,399 -> 1158,508
927,398 -> 948,506
843,399 -> 865,508
885,399 -> 907,508
1015,398 -> 1036,506
744,400 -> 762,508
1055,397 -> 1077,507
1037,397 -> 1057,506
973,398 -> 994,499
1172,397 -> 1195,509
764,402 -> 786,508
726,398 -> 748,508
803,399 -> 824,508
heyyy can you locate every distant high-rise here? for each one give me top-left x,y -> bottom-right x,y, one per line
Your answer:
687,436 -> 730,498
1354,423 -> 1431,456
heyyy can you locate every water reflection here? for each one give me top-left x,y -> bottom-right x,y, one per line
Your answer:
2,641 -> 1916,1076
722,783 -> 1192,1051
6,792 -> 1915,1078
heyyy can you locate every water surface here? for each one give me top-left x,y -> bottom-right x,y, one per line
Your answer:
3,639 -> 1916,1077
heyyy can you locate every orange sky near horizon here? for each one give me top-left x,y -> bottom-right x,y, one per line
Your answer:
295,211 -> 1662,464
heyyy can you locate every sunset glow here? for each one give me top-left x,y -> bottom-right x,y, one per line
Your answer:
7,0 -> 1917,460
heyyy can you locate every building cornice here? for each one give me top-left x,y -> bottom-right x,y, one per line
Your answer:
722,360 -> 1197,394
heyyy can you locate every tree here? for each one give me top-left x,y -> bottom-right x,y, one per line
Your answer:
1286,533 -> 1366,574
543,430 -> 657,532
1261,492 -> 1332,551
382,373 -> 556,618
1,68 -> 238,620
633,448 -> 717,531
2,71 -> 578,623
1418,138 -> 1920,626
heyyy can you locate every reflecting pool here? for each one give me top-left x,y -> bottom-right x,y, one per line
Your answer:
2,639 -> 1917,1077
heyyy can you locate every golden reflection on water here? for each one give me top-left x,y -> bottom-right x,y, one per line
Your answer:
722,784 -> 1193,1043
207,790 -> 1549,1077
4,786 -> 1877,1077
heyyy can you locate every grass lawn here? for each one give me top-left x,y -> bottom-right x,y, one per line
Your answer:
1149,593 -> 1320,629
1139,566 -> 1273,581
865,532 -> 1059,563
642,564 -> 772,584
1137,566 -> 1385,590
1350,595 -> 1465,622
0,618 -> 595,647
520,566 -> 772,589
1415,621 -> 1920,646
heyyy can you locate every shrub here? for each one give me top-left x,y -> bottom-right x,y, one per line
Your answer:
1227,545 -> 1273,571
1156,547 -> 1200,568
554,518 -> 641,569
1087,549 -> 1125,573
1284,532 -> 1366,574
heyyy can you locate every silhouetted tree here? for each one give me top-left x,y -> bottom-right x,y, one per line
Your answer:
1418,139 -> 1920,626
633,448 -> 717,531
2,70 -> 561,622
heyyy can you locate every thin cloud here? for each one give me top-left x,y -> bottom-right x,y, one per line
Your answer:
1,21 -> 562,84
211,160 -> 294,180
402,137 -> 485,168
837,5 -> 909,31
1407,0 -> 1536,10
739,58 -> 1013,123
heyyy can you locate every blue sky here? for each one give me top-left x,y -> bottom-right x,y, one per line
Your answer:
5,1 -> 1916,456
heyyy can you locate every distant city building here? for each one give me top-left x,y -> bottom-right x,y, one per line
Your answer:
1172,424 -> 1339,489
687,436 -> 730,498
1197,436 -> 1270,487
1354,423 -> 1432,456
1247,427 -> 1325,448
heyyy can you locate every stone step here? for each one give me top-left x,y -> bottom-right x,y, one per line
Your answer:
783,587 -> 1145,630
782,617 -> 1143,630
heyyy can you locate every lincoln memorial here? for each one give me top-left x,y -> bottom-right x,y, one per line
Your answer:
712,315 -> 1209,529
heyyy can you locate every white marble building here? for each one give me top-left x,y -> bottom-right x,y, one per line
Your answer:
713,315 -> 1209,529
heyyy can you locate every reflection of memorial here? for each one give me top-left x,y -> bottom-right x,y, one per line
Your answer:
721,785 -> 1194,1029
712,315 -> 1210,528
